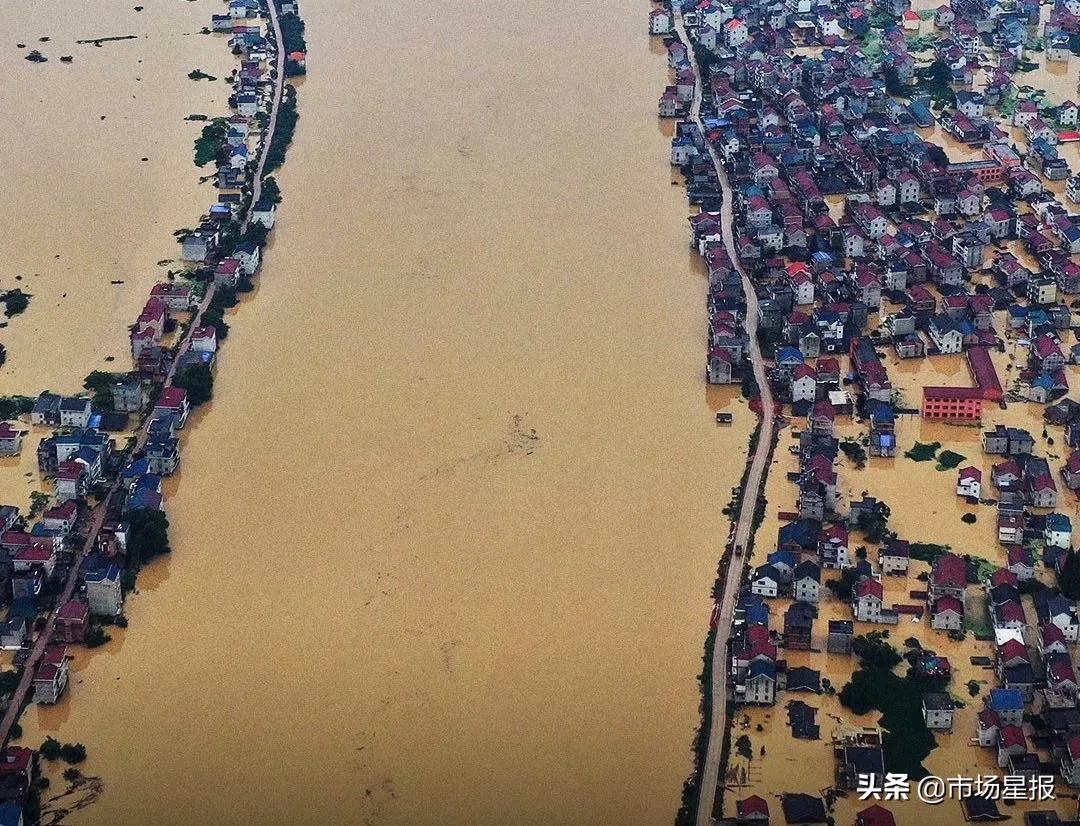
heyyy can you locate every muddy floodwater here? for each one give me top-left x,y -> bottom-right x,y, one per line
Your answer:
12,1 -> 754,824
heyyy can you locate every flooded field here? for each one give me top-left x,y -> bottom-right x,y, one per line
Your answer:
0,0 -> 234,394
10,1 -> 756,824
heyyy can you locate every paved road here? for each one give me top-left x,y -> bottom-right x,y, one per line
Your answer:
245,0 -> 286,231
0,0 -> 288,749
669,11 -> 778,826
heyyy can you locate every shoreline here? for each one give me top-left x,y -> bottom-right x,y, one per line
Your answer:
0,0 -> 305,814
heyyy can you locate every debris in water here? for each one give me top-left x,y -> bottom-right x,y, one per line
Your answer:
110,280 -> 124,285
24,50 -> 47,62
134,5 -> 144,9
60,55 -> 73,63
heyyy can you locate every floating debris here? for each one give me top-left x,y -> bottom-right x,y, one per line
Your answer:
187,69 -> 217,81
75,35 -> 137,46
24,50 -> 47,63
109,280 -> 124,285
60,55 -> 73,63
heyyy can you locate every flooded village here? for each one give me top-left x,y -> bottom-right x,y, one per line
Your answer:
0,1 -> 759,824
0,0 -> 302,819
654,0 -> 1080,823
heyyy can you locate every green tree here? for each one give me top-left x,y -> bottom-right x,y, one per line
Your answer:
174,363 -> 214,407
127,509 -> 170,566
1060,551 -> 1080,599
262,176 -> 282,205
852,632 -> 902,670
28,491 -> 50,518
40,737 -> 62,760
735,734 -> 752,760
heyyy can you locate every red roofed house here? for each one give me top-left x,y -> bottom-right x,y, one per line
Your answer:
930,553 -> 967,599
190,326 -> 218,354
1064,452 -> 1080,490
998,724 -> 1027,767
149,283 -> 193,313
932,595 -> 964,630
55,599 -> 88,644
0,746 -> 35,803
1027,472 -> 1058,508
0,423 -> 26,456
153,387 -> 190,429
921,386 -> 983,422
215,257 -> 241,288
33,645 -> 69,704
854,578 -> 885,623
735,794 -> 769,822
957,466 -> 982,498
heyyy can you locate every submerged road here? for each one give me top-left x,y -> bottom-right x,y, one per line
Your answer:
0,0 -> 288,749
670,10 -> 778,826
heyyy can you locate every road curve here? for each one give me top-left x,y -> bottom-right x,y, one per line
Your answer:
669,10 -> 778,826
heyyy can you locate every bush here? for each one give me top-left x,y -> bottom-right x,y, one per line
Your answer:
40,737 -> 62,760
935,450 -> 966,470
1,290 -> 30,317
59,743 -> 86,764
63,768 -> 81,782
905,441 -> 940,461
841,439 -> 868,469
85,626 -> 112,648
0,396 -> 34,421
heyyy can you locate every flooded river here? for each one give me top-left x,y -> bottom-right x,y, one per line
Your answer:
15,1 -> 751,823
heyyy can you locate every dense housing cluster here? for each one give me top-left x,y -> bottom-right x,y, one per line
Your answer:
654,0 -> 1080,820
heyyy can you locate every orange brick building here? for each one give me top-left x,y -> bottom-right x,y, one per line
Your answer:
921,386 -> 984,421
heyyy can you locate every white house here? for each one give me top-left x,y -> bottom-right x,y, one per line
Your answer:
957,466 -> 982,499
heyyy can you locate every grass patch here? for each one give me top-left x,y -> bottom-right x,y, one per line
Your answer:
908,543 -> 951,564
905,441 -> 940,461
964,593 -> 993,636
935,450 -> 966,470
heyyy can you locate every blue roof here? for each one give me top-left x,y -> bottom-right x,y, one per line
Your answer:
776,346 -> 805,364
1047,513 -> 1072,531
748,659 -> 776,680
133,473 -> 162,492
0,803 -> 21,826
745,604 -> 770,626
989,688 -> 1023,710
1007,304 -> 1027,318
1033,373 -> 1055,390
84,560 -> 121,584
123,457 -> 151,479
767,550 -> 796,569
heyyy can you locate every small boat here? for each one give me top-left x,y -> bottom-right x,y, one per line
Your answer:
716,412 -> 733,425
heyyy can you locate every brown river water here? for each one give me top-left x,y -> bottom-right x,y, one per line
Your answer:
6,1 -> 752,823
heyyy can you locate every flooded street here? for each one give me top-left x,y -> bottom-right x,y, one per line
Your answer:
15,1 -> 751,824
